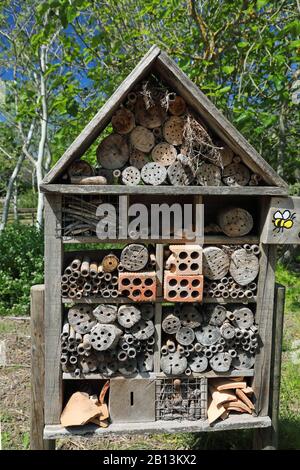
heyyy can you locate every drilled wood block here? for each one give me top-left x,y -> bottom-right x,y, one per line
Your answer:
118,271 -> 157,302
109,378 -> 155,423
164,271 -> 203,302
166,245 -> 202,275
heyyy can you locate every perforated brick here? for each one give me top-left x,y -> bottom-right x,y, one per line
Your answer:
118,271 -> 157,302
166,245 -> 202,275
164,271 -> 204,302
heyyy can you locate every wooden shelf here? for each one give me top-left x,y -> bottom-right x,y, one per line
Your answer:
44,415 -> 271,439
62,235 -> 260,245
62,296 -> 256,305
62,369 -> 254,380
41,184 -> 288,196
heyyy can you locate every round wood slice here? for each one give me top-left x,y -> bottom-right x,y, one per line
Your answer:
90,324 -> 122,351
122,166 -> 141,186
196,163 -> 222,186
220,322 -> 236,339
229,248 -> 259,286
160,351 -> 187,375
129,149 -> 148,169
135,97 -> 165,129
189,354 -> 208,373
141,162 -> 167,185
162,313 -> 181,334
70,175 -> 107,185
92,304 -> 118,324
232,351 -> 255,370
120,244 -> 149,271
205,304 -> 227,326
118,358 -> 137,376
79,355 -> 98,373
117,305 -> 141,328
68,160 -> 94,177
222,162 -> 250,186
97,134 -> 129,169
67,306 -> 96,334
131,319 -> 155,340
167,159 -> 194,186
233,307 -> 254,329
163,116 -> 184,146
102,253 -> 119,273
151,143 -> 177,166
130,126 -> 155,153
209,352 -> 232,372
195,325 -> 221,346
217,207 -> 253,237
175,327 -> 195,346
168,95 -> 186,116
138,352 -> 154,372
203,247 -> 230,280
219,145 -> 234,167
140,304 -> 154,320
111,108 -> 135,134
180,304 -> 202,328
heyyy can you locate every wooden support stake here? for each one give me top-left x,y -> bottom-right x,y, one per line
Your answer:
30,284 -> 55,450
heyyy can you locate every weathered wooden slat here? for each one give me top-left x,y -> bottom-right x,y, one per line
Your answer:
42,46 -> 161,184
44,415 -> 271,439
30,285 -> 55,450
40,184 -> 288,196
62,235 -> 260,245
154,52 -> 287,189
261,196 -> 300,244
154,244 -> 164,372
252,243 -> 277,417
44,194 -> 63,425
62,296 -> 256,305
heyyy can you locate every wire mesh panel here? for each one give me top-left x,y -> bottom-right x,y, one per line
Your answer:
155,377 -> 207,421
60,195 -> 119,238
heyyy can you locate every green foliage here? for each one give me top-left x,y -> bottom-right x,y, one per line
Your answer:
0,224 -> 44,315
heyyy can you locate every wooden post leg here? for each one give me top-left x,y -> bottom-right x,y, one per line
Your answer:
253,284 -> 285,450
30,284 -> 56,450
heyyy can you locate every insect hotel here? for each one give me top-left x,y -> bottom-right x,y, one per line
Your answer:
31,46 -> 300,449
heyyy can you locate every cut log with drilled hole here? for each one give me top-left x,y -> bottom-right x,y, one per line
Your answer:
102,253 -> 119,273
90,324 -> 122,351
129,149 -> 148,169
137,352 -> 153,372
117,305 -> 141,328
167,159 -> 194,186
67,160 -> 94,178
168,95 -> 186,116
232,351 -> 255,370
118,358 -> 137,376
217,207 -> 253,237
135,97 -> 166,129
120,244 -> 148,272
233,307 -> 254,329
67,306 -> 96,334
140,304 -> 154,320
195,325 -> 221,346
218,145 -> 234,167
122,166 -> 141,186
209,352 -> 232,372
131,319 -> 155,340
111,108 -> 135,134
162,313 -> 181,334
205,304 -> 227,326
163,116 -> 185,146
222,162 -> 250,186
175,327 -> 195,346
92,304 -> 118,324
179,304 -> 202,328
189,354 -> 208,373
130,126 -> 155,153
160,352 -> 187,375
203,247 -> 230,280
220,322 -> 236,339
151,143 -> 177,166
229,248 -> 259,285
196,163 -> 222,186
97,134 -> 129,169
141,162 -> 167,185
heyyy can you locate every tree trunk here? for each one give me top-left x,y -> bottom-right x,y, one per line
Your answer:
277,103 -> 286,178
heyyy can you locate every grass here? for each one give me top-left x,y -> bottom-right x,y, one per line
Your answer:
0,265 -> 299,450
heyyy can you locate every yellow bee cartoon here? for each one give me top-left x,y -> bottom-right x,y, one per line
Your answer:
272,210 -> 296,233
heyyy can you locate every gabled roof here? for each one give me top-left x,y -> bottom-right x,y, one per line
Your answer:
42,45 -> 287,188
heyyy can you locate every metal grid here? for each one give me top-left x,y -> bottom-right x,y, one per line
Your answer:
155,377 -> 207,421
60,195 -> 119,237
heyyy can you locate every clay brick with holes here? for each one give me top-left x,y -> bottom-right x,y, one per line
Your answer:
166,245 -> 203,275
118,272 -> 157,302
164,271 -> 204,302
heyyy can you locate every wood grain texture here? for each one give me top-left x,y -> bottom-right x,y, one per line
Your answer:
44,194 -> 63,424
252,244 -> 277,417
154,52 -> 287,188
30,285 -> 55,450
40,184 -> 288,196
44,415 -> 271,439
261,196 -> 300,244
42,45 -> 161,183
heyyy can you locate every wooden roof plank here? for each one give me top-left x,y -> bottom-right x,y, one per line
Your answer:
154,52 -> 287,188
42,45 -> 161,184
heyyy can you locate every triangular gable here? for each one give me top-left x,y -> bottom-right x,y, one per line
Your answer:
43,46 -> 287,188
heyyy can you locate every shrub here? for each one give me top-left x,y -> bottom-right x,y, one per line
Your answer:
0,224 -> 44,315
